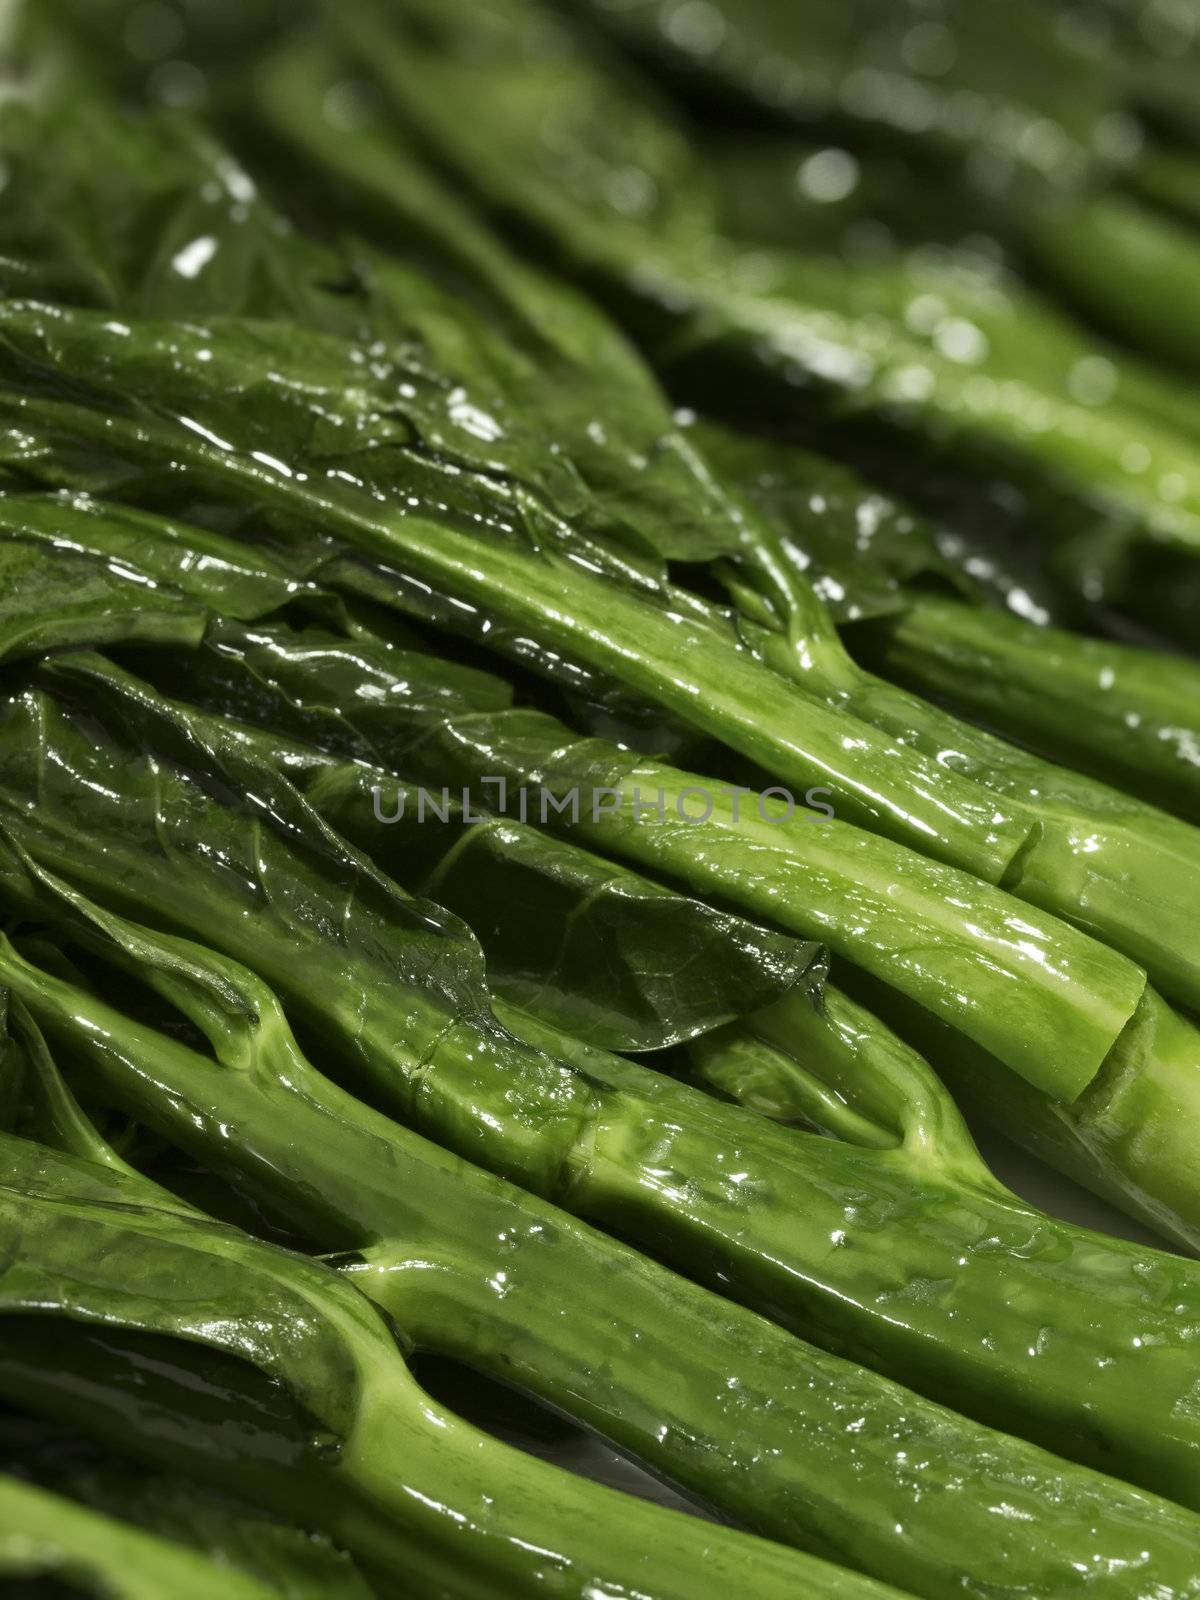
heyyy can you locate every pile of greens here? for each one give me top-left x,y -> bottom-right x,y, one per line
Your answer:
1,1 -> 1199,1595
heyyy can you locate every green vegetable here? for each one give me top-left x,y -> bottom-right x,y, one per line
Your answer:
324,0 -> 1200,623
0,1408 -> 377,1600
0,499 -> 813,1051
0,1115 -> 865,1600
9,295 -> 1200,1014
574,0 -> 1120,193
91,575 -> 1200,1253
0,1476 -> 280,1600
175,615 -> 1200,1250
1026,191 -> 1200,375
2,11 -> 1200,1588
852,596 -> 1200,825
163,614 -> 1145,1105
6,658 -> 1200,1518
8,487 -> 1195,1254
4,143 -> 1199,1237
4,495 -> 1188,1224
844,963 -> 1200,1259
0,530 -> 206,661
0,491 -> 335,663
9,862 -> 1200,1596
4,87 -> 1196,1012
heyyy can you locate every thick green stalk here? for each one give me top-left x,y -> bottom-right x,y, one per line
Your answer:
6,672 -> 1200,1513
331,0 -> 1200,575
0,1477 -> 277,1600
0,1127 -> 848,1600
0,1436 -> 377,1600
757,621 -> 1200,1013
5,314 -> 1198,1013
5,889 -> 1200,1598
0,349 -> 1023,886
8,990 -> 154,1184
14,896 -> 1200,1593
853,596 -> 1200,824
573,0 -> 1117,191
701,419 -> 1200,818
1135,146 -> 1200,229
1026,192 -> 1200,374
151,619 -> 1149,1106
4,487 -> 1196,1248
690,432 -> 1200,1011
847,967 -> 1200,1258
401,677 -> 1200,1255
684,984 -> 998,1188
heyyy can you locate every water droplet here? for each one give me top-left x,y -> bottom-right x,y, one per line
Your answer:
798,149 -> 860,204
309,1430 -> 344,1464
